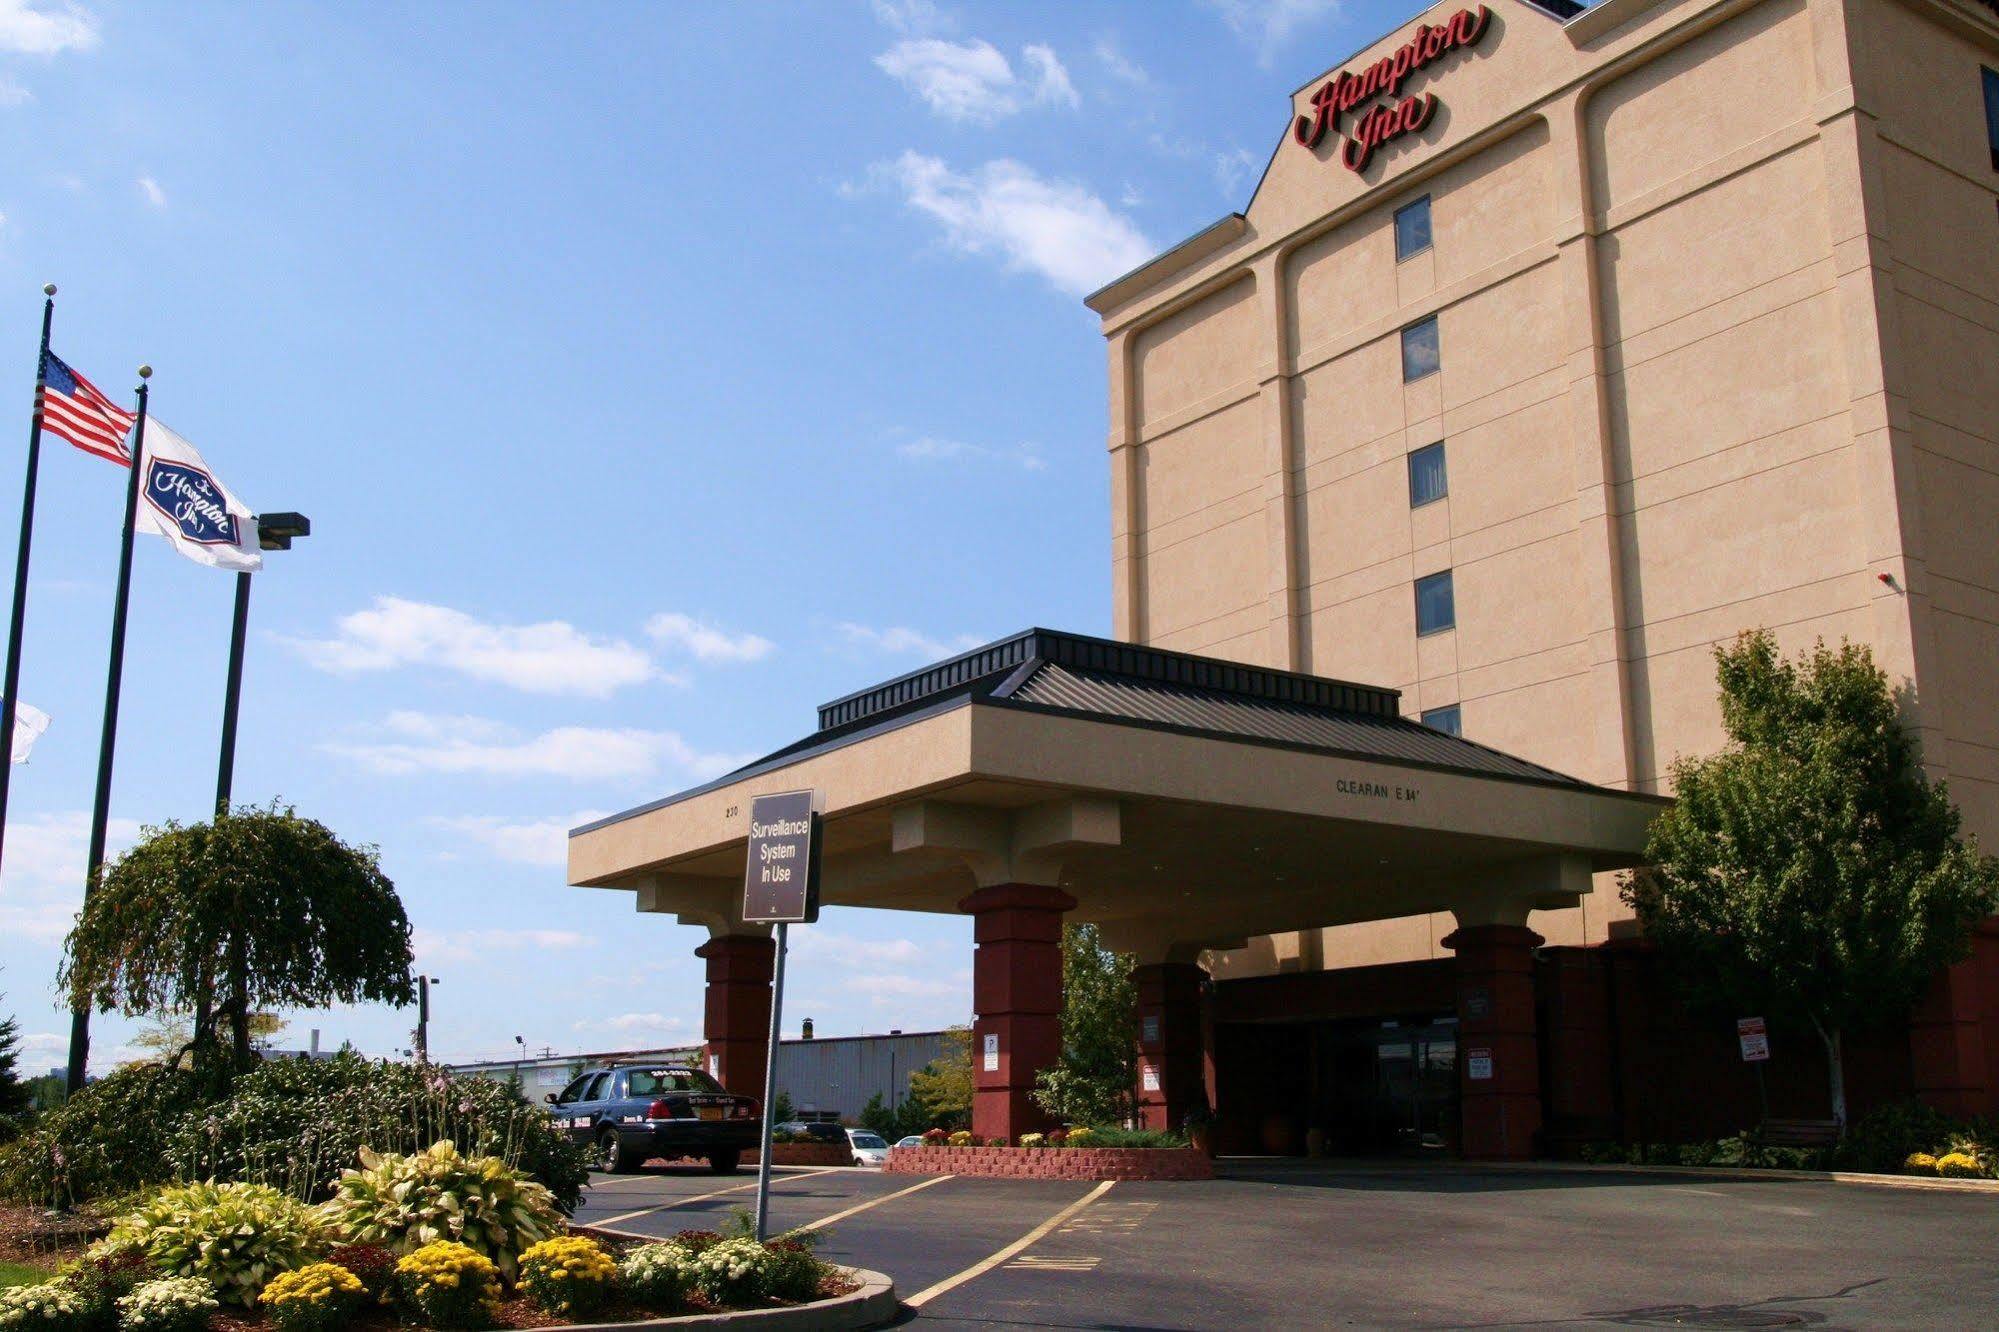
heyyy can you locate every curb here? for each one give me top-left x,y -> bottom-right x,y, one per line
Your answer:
1218,1156 -> 1999,1194
543,1267 -> 897,1331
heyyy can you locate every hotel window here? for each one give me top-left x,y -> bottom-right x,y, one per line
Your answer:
1415,569 -> 1455,636
1401,316 -> 1440,382
1985,67 -> 1999,171
1421,704 -> 1462,736
1394,195 -> 1432,260
1408,441 -> 1447,507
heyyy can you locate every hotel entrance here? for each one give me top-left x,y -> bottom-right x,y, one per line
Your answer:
1315,1017 -> 1458,1156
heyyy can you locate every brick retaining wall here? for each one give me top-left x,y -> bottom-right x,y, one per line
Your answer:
884,1145 -> 1213,1181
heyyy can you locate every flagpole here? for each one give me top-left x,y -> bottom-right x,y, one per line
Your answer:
0,283 -> 58,877
65,364 -> 149,1094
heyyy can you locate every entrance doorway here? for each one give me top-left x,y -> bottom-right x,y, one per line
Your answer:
1315,1017 -> 1458,1155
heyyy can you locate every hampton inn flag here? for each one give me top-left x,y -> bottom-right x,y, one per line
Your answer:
133,419 -> 263,572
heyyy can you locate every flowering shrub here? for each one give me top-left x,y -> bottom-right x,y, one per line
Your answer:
324,1244 -> 397,1304
1903,1152 -> 1938,1172
0,1065 -> 201,1208
1018,1133 -> 1046,1149
518,1236 -> 620,1318
920,1128 -> 948,1146
1065,1126 -> 1096,1147
618,1241 -> 694,1310
1936,1151 -> 1983,1178
259,1262 -> 366,1332
394,1241 -> 501,1330
116,1277 -> 218,1332
670,1230 -> 722,1256
688,1237 -> 773,1306
0,1282 -> 91,1330
58,1240 -> 153,1322
763,1232 -> 832,1303
1046,1129 -> 1068,1146
318,1140 -> 561,1279
985,1138 -> 1006,1147
109,1180 -> 324,1307
947,1131 -> 973,1147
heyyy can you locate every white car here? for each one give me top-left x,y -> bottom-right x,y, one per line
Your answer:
845,1129 -> 890,1167
893,1135 -> 925,1150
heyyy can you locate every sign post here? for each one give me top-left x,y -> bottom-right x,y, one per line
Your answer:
742,790 -> 822,1243
1737,1016 -> 1771,1122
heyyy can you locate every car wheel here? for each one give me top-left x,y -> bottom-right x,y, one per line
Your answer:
598,1129 -> 638,1174
708,1148 -> 741,1175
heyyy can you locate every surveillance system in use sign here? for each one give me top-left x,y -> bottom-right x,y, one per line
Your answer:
741,790 -> 822,924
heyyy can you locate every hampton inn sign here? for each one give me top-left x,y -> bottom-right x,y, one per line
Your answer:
1292,4 -> 1495,172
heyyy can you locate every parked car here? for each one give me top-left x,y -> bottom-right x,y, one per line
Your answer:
893,1135 -> 925,1150
846,1129 -> 891,1167
546,1063 -> 759,1175
773,1120 -> 847,1144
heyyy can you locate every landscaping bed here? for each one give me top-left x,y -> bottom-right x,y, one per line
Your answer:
885,1126 -> 1212,1181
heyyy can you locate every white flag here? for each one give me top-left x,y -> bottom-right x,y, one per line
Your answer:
3,699 -> 48,764
132,419 -> 263,572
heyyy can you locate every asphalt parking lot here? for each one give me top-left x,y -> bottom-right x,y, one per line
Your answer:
573,1160 -> 1999,1329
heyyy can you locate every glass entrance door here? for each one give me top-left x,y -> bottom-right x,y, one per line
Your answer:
1313,1017 -> 1457,1154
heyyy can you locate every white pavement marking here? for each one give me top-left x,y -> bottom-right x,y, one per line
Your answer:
796,1174 -> 954,1231
902,1179 -> 1116,1309
591,1167 -> 842,1228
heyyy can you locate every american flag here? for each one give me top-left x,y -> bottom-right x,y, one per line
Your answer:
39,351 -> 135,465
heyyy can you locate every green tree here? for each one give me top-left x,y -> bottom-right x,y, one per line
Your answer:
0,994 -> 29,1136
905,1026 -> 972,1129
128,1010 -> 286,1070
770,1089 -> 797,1125
1031,924 -> 1138,1128
61,805 -> 417,1086
1623,632 -> 1999,1129
858,1091 -> 897,1138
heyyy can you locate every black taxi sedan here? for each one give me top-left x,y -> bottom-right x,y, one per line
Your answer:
545,1063 -> 760,1174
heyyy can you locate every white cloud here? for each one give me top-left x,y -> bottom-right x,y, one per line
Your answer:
1203,0 -> 1343,67
788,932 -> 927,968
0,810 -> 142,944
896,435 -> 1046,472
414,926 -> 592,966
0,0 -> 99,55
831,623 -> 983,662
566,1012 -> 702,1049
644,613 -> 774,665
0,76 -> 31,105
872,151 -> 1152,297
874,38 -> 1077,123
845,972 -> 970,1003
427,812 -> 609,868
324,712 -> 749,783
1148,133 -> 1263,201
136,175 -> 165,209
1094,37 -> 1150,86
287,596 -> 663,698
870,0 -> 949,36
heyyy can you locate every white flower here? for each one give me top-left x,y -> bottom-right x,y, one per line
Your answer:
117,1276 -> 220,1331
0,1283 -> 89,1327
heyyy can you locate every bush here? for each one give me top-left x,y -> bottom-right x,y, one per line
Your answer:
1017,1133 -> 1045,1149
58,1242 -> 154,1328
1832,1100 -> 1989,1175
323,1244 -> 396,1305
518,1236 -> 619,1319
984,1137 -> 1006,1148
394,1241 -> 500,1330
317,1140 -> 562,1280
1064,1126 -> 1095,1148
114,1278 -> 216,1332
0,1066 -> 201,1208
763,1233 -> 831,1304
109,1181 -> 324,1307
920,1128 -> 948,1146
670,1230 -> 721,1256
1070,1126 -> 1185,1148
1903,1151 -> 1938,1172
946,1131 -> 973,1147
1936,1151 -> 1983,1178
1046,1128 -> 1067,1147
166,1053 -> 587,1211
0,1282 -> 93,1330
687,1237 -> 772,1307
618,1242 -> 693,1311
258,1263 -> 365,1332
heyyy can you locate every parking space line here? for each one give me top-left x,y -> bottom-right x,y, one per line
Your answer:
902,1180 -> 1115,1309
796,1174 -> 954,1231
591,1167 -> 842,1228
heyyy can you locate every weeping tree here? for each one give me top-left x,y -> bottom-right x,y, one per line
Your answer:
61,805 -> 417,1088
1623,632 -> 1999,1129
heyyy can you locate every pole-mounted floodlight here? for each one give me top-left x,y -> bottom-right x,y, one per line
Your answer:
215,511 -> 311,815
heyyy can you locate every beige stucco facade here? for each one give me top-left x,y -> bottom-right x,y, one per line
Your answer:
1088,0 -> 1999,978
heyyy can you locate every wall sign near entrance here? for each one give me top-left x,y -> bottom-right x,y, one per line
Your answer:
1292,5 -> 1495,174
1466,1047 -> 1493,1080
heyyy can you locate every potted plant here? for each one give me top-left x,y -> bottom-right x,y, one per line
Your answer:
1183,1102 -> 1216,1158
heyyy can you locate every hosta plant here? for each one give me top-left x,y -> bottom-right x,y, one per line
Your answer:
518,1236 -> 620,1318
109,1180 -> 324,1307
0,1282 -> 91,1330
259,1262 -> 366,1332
688,1237 -> 773,1306
318,1140 -> 561,1279
115,1277 -> 217,1332
617,1242 -> 693,1310
394,1241 -> 501,1330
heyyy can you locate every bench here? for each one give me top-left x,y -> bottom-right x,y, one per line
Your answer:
1759,1118 -> 1841,1147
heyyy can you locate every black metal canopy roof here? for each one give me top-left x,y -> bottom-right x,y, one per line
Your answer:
572,628 -> 1605,838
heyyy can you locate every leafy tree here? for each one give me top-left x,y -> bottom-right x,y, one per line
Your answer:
129,1010 -> 286,1070
858,1091 -> 897,1138
1031,924 -> 1138,1128
61,804 -> 417,1085
905,1026 -> 972,1129
1623,632 -> 1999,1129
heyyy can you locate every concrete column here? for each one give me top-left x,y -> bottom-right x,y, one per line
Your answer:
960,883 -> 1076,1142
1442,923 -> 1544,1160
1134,962 -> 1207,1132
695,934 -> 775,1099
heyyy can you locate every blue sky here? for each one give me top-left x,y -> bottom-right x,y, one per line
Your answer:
0,0 -> 1408,1073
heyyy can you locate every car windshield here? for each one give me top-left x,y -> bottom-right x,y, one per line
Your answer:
850,1133 -> 887,1149
625,1068 -> 723,1095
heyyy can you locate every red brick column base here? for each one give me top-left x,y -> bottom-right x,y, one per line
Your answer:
1910,923 -> 1998,1119
1135,962 -> 1206,1133
695,933 -> 774,1100
960,884 -> 1076,1144
885,1146 -> 1213,1181
1444,922 -> 1543,1160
